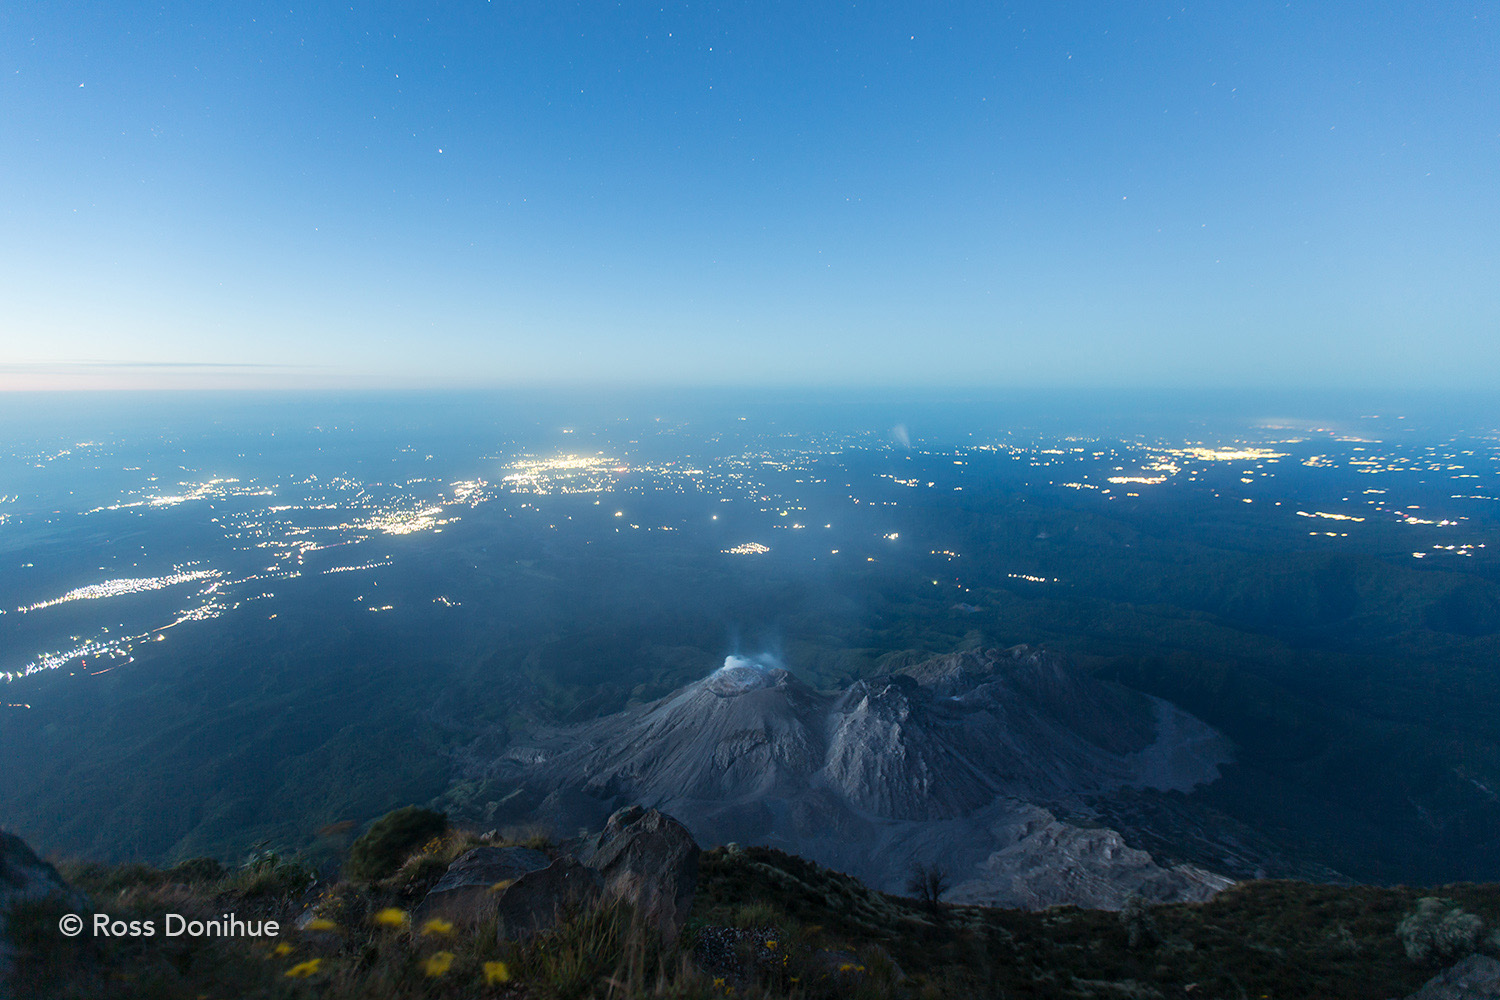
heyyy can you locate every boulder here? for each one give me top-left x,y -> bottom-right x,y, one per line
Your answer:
417,846 -> 550,925
1406,954 -> 1500,1000
493,857 -> 602,940
1,830 -> 89,985
582,806 -> 700,941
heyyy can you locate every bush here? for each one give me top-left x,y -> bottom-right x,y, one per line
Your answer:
229,848 -> 317,899
345,806 -> 448,882
518,903 -> 675,1000
70,861 -> 165,894
1396,897 -> 1486,964
1120,894 -> 1160,950
385,851 -> 451,900
305,880 -> 370,927
168,857 -> 225,883
732,901 -> 781,929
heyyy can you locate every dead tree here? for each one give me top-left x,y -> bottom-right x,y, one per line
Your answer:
906,861 -> 951,916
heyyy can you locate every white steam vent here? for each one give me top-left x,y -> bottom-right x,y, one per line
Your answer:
707,653 -> 783,696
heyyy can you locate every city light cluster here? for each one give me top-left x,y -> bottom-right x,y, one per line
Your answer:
15,569 -> 219,614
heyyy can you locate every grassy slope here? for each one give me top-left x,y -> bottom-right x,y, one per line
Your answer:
11,840 -> 1500,1000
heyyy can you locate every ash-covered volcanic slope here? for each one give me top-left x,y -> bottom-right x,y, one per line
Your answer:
481,646 -> 1237,909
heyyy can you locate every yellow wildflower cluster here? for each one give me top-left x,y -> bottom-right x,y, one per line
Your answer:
284,958 -> 322,979
373,908 -> 410,929
262,900 -> 529,991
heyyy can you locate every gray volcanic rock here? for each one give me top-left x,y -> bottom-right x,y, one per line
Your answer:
1406,954 -> 1500,1000
493,857 -> 603,940
2,830 -> 89,984
476,645 -> 1236,910
945,803 -> 1233,909
581,806 -> 700,942
418,846 -> 551,925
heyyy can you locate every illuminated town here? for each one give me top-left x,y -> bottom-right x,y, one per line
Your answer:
1,417 -> 1495,691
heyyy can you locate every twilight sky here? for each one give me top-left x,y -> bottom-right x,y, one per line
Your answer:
1,2 -> 1495,389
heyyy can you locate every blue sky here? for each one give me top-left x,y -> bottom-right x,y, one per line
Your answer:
1,2 -> 1495,389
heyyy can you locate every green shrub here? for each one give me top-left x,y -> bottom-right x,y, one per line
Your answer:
518,903 -> 673,1000
78,861 -> 166,894
345,806 -> 448,882
521,831 -> 554,852
228,848 -> 316,899
168,856 -> 226,883
384,851 -> 450,900
732,900 -> 781,929
1396,897 -> 1486,964
305,880 -> 370,928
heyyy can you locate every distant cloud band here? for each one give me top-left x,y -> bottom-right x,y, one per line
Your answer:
0,362 -> 319,373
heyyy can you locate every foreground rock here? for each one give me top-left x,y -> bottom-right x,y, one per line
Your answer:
418,845 -> 551,925
1406,954 -> 1500,1000
581,806 -> 700,941
1,830 -> 89,984
493,857 -> 602,940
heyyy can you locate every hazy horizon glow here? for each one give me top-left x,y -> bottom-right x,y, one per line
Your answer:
2,3 -> 1496,390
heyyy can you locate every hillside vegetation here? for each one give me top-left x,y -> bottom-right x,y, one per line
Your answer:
11,831 -> 1500,1000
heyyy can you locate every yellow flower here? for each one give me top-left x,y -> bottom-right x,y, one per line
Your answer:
838,963 -> 855,973
273,942 -> 293,956
765,939 -> 777,950
420,918 -> 453,937
488,878 -> 514,893
484,961 -> 511,985
424,951 -> 455,978
373,908 -> 409,929
284,958 -> 322,979
305,918 -> 337,932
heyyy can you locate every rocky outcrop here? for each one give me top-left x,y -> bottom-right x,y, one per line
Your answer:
418,846 -> 551,925
945,803 -> 1233,910
412,809 -> 701,940
1405,954 -> 1500,1000
493,857 -> 603,940
467,646 -> 1236,910
581,806 -> 700,941
1,830 -> 88,984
